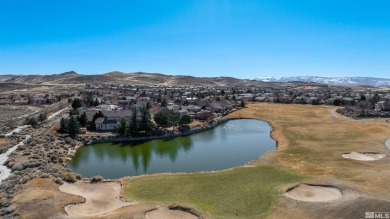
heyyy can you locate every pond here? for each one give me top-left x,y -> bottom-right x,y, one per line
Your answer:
66,119 -> 276,179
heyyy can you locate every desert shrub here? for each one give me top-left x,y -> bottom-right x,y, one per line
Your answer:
90,175 -> 104,183
54,177 -> 64,185
65,137 -> 73,144
62,172 -> 77,183
19,176 -> 29,184
40,173 -> 50,178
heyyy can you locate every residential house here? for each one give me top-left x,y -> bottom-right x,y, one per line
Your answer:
195,109 -> 213,120
95,117 -> 119,131
106,110 -> 132,121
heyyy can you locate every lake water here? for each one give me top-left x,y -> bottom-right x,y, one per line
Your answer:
66,119 -> 275,179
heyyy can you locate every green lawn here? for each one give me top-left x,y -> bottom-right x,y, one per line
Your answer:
125,166 -> 304,219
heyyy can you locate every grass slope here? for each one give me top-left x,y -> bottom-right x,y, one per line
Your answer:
125,166 -> 304,219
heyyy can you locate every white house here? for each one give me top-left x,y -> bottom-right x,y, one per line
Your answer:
95,117 -> 119,131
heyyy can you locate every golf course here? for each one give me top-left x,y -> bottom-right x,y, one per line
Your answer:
121,103 -> 390,219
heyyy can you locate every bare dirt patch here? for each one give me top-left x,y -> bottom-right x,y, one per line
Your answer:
59,181 -> 131,218
13,178 -> 84,219
342,152 -> 386,161
284,184 -> 342,202
145,206 -> 201,219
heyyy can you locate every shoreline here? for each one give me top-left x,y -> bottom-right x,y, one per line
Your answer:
66,114 -> 278,180
82,117 -> 259,145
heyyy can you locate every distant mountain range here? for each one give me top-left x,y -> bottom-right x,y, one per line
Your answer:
2,71 -> 387,87
0,71 -> 274,87
254,76 -> 390,87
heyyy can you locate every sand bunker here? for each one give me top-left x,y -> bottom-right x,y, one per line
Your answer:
145,206 -> 200,219
284,184 -> 342,202
385,138 -> 390,150
59,181 -> 131,218
342,152 -> 385,161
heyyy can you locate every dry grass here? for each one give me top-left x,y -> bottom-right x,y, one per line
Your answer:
12,178 -> 84,219
229,103 -> 390,218
0,139 -> 14,151
229,104 -> 390,196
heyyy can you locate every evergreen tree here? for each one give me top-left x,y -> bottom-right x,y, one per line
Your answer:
71,98 -> 82,109
58,117 -> 68,133
118,117 -> 127,136
92,111 -> 105,123
93,98 -> 100,106
178,115 -> 192,126
78,112 -> 88,127
26,117 -> 38,127
38,111 -> 47,123
139,106 -> 152,133
127,108 -> 139,136
146,101 -> 151,110
67,116 -> 81,138
240,100 -> 245,107
161,98 -> 168,107
154,112 -> 173,128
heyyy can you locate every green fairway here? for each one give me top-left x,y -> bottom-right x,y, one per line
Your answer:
125,166 -> 304,219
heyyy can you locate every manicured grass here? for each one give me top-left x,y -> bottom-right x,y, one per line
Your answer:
125,166 -> 304,219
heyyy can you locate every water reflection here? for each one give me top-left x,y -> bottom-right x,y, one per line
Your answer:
67,119 -> 275,178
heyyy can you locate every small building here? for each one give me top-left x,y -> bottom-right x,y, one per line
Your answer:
95,117 -> 119,131
195,109 -> 213,120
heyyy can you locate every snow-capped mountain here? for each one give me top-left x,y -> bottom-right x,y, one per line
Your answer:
254,76 -> 390,87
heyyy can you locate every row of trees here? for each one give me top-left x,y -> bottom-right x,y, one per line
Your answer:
58,117 -> 81,138
117,107 -> 193,136
117,107 -> 156,136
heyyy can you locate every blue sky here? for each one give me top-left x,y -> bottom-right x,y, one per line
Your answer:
0,0 -> 389,79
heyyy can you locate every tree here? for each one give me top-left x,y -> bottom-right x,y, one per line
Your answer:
71,98 -> 82,109
38,111 -> 47,123
139,106 -> 152,134
146,101 -> 152,110
161,98 -> 168,107
370,93 -> 381,105
58,117 -> 68,133
178,115 -> 192,126
240,100 -> 245,108
90,111 -> 105,130
67,116 -> 81,138
93,98 -> 100,106
127,108 -> 139,136
78,112 -> 88,127
118,117 -> 127,136
357,101 -> 372,116
154,112 -> 174,128
25,117 -> 38,127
